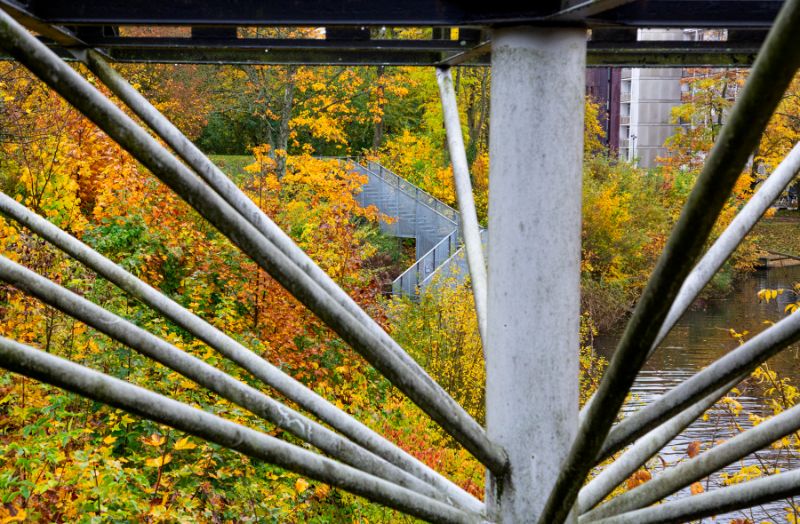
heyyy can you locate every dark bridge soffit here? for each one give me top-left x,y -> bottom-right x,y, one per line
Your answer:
18,0 -> 786,27
0,0 -> 784,66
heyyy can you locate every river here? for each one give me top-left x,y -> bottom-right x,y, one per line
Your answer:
595,265 -> 800,523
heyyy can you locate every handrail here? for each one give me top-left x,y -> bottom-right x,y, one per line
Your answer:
393,228 -> 461,296
419,228 -> 487,289
340,158 -> 463,297
324,156 -> 459,224
359,160 -> 459,225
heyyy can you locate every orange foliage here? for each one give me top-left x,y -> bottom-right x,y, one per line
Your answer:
626,469 -> 652,490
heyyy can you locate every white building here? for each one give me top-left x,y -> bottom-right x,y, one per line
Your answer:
619,29 -> 684,168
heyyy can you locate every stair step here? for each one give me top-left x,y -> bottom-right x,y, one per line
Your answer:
357,161 -> 463,297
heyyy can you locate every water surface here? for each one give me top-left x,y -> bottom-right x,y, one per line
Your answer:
595,266 -> 800,522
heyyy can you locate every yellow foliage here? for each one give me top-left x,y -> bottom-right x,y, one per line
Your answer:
294,478 -> 309,494
721,464 -> 764,485
0,506 -> 26,523
174,437 -> 197,450
584,96 -> 606,156
145,454 -> 173,468
142,433 -> 167,447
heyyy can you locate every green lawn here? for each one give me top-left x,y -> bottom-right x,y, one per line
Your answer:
752,211 -> 800,255
209,154 -> 253,183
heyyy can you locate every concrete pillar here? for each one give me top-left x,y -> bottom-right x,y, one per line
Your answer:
486,26 -> 586,522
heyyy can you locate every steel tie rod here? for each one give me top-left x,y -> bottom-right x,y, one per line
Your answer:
0,7 -> 508,475
0,192 -> 483,513
0,255 -> 464,507
0,335 -> 480,524
588,468 -> 800,524
435,66 -> 488,348
541,0 -> 800,519
578,141 -> 800,511
583,399 -> 800,521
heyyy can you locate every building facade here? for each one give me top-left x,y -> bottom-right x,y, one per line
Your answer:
618,29 -> 684,167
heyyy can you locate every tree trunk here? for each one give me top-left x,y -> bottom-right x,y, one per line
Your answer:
372,65 -> 386,152
476,68 -> 490,154
276,65 -> 297,179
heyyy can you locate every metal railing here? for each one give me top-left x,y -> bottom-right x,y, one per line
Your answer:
418,228 -> 488,291
362,160 -> 459,223
392,228 -> 461,295
352,158 -> 485,298
284,157 -> 466,297
344,159 -> 463,296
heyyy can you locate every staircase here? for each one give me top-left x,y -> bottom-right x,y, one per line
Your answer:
348,160 -> 471,296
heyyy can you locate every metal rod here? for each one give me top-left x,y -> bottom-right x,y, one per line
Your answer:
0,0 -> 85,47
541,0 -> 800,520
577,380 -> 735,513
0,192 -> 483,514
0,9 -> 508,474
435,66 -> 488,347
16,41 -> 766,68
82,52 -> 413,371
437,41 -> 491,67
80,49 -> 453,414
653,140 -> 800,353
576,143 -> 800,505
581,140 -> 800,415
582,399 -> 800,521
600,306 -> 800,460
582,141 -> 800,419
587,468 -> 800,524
0,335 -> 480,524
487,26 -> 585,521
547,0 -> 640,20
0,255 -> 461,505
76,46 -> 504,473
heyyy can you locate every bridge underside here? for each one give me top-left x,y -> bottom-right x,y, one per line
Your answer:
0,0 -> 784,66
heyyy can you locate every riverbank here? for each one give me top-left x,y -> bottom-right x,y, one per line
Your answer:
752,211 -> 800,268
752,210 -> 800,255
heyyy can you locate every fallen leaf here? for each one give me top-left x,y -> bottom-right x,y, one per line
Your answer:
174,437 -> 197,451
295,478 -> 309,494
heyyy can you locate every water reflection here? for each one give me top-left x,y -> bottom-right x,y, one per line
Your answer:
595,266 -> 800,522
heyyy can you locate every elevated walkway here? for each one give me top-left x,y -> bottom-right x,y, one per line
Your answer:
349,160 -> 480,296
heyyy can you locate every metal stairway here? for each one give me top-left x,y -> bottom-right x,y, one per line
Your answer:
350,160 -> 472,296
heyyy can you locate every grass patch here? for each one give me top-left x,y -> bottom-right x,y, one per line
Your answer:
752,212 -> 800,255
362,223 -> 413,267
209,155 -> 253,184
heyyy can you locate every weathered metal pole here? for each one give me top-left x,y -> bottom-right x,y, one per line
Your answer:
583,397 -> 800,521
486,26 -> 586,521
0,336 -> 480,524
587,468 -> 800,524
0,8 -> 508,475
436,67 -> 488,347
0,192 -> 482,513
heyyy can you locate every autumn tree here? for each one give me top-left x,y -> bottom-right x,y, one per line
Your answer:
661,68 -> 745,173
755,73 -> 800,177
